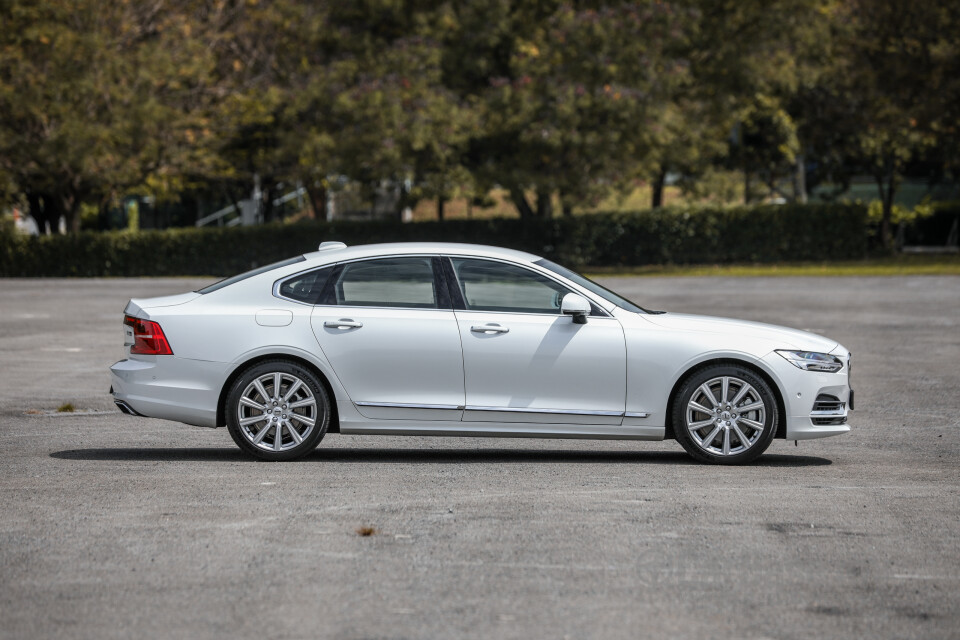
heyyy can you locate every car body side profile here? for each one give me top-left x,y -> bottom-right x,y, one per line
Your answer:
110,242 -> 853,464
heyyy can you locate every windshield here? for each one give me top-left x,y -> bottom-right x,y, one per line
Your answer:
196,256 -> 307,294
534,259 -> 658,314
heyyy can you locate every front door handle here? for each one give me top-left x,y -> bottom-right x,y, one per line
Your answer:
324,319 -> 363,329
471,323 -> 509,334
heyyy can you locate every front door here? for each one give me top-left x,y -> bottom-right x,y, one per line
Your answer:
448,257 -> 626,425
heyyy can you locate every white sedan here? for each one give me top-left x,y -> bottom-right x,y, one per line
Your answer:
110,242 -> 852,464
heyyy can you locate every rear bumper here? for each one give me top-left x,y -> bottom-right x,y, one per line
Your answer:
110,357 -> 227,428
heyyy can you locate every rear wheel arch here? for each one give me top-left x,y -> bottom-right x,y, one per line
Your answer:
664,357 -> 787,440
217,354 -> 340,433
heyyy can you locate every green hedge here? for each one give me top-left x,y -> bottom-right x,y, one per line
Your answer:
0,203 -> 869,277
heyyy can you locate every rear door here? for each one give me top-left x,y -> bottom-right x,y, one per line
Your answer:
310,256 -> 464,421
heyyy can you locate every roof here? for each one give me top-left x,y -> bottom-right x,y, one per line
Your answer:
301,242 -> 543,265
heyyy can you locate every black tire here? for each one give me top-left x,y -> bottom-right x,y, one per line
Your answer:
672,365 -> 778,465
226,360 -> 330,461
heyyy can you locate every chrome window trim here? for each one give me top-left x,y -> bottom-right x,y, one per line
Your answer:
273,252 -> 615,317
451,308 -> 617,319
274,254 -> 444,308
312,304 -> 456,313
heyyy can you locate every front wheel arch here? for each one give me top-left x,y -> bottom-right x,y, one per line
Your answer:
664,358 -> 786,440
217,354 -> 339,433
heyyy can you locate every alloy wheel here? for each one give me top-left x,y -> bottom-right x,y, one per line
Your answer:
685,375 -> 767,457
236,371 -> 318,452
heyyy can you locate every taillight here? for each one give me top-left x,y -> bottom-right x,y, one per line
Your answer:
123,315 -> 173,355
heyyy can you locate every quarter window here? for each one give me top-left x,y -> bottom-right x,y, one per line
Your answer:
451,258 -> 572,314
332,257 -> 438,309
277,266 -> 334,304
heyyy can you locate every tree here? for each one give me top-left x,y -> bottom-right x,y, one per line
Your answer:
0,1 -> 225,233
439,1 -> 697,218
796,0 -> 960,248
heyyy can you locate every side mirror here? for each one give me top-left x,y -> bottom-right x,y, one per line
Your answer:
561,293 -> 590,324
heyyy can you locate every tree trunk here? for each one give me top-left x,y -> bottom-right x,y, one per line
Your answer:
651,168 -> 667,208
57,193 -> 79,234
875,169 -> 897,251
261,183 -> 276,223
536,189 -> 553,218
396,181 -> 411,222
509,186 -> 535,220
793,154 -> 807,203
304,183 -> 328,220
437,196 -> 445,222
744,170 -> 751,205
26,192 -> 55,235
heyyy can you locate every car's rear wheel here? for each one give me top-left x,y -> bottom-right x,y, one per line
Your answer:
226,360 -> 329,461
673,365 -> 778,464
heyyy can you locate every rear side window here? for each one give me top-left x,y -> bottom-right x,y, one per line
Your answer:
277,266 -> 334,304
332,257 -> 438,308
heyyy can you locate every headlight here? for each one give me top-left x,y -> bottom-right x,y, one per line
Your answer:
775,350 -> 843,373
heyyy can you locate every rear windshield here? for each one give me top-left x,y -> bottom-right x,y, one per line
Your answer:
197,256 -> 307,294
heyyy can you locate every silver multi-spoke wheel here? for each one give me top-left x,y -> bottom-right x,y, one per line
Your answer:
236,371 -> 318,453
674,366 -> 777,464
686,375 -> 766,456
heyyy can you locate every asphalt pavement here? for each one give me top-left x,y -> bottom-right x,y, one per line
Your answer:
0,275 -> 957,640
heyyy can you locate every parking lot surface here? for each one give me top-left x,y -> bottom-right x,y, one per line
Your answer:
0,275 -> 958,639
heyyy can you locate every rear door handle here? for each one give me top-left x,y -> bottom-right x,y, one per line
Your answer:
471,323 -> 509,334
324,319 -> 363,329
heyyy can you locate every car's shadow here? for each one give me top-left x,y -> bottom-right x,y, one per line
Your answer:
49,447 -> 832,467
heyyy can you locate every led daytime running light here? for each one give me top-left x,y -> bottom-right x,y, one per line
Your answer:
775,350 -> 842,373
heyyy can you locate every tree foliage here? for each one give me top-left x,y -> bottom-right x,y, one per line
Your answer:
0,0 -> 957,234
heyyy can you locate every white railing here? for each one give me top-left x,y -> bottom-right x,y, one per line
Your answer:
195,186 -> 306,227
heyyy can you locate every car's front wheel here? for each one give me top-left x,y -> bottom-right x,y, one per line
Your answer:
226,360 -> 330,461
673,365 -> 778,464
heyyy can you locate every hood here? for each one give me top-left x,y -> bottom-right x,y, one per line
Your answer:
124,292 -> 201,317
641,312 -> 838,352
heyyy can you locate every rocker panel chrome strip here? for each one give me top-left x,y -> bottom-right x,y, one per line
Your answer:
355,401 -> 464,411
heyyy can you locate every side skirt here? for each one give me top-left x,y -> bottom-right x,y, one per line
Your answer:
339,419 -> 665,441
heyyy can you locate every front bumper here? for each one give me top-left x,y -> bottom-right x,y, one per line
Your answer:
763,348 -> 853,441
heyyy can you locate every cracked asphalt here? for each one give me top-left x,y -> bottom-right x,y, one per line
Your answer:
0,275 -> 957,639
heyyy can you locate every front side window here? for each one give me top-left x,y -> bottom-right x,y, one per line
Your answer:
332,257 -> 438,309
451,258 -> 572,314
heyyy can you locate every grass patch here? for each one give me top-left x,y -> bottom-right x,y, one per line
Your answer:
355,526 -> 378,537
587,255 -> 960,278
56,403 -> 76,413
